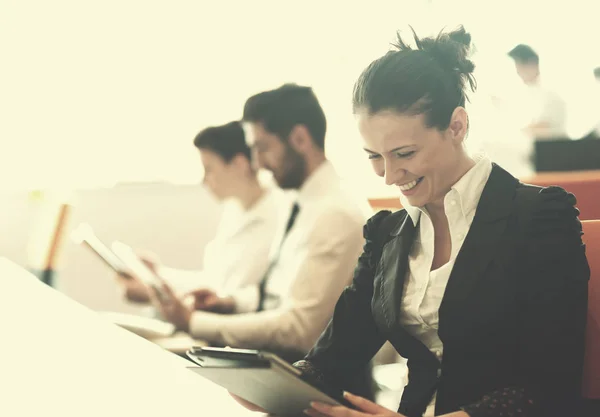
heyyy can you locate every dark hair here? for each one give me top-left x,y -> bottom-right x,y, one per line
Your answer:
193,121 -> 251,162
242,84 -> 327,149
353,26 -> 476,131
508,44 -> 539,65
594,67 -> 600,79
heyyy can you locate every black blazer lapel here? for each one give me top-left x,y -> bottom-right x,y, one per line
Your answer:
372,213 -> 443,417
372,213 -> 416,332
439,164 -> 519,325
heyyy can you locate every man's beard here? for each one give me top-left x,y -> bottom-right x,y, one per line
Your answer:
276,146 -> 307,190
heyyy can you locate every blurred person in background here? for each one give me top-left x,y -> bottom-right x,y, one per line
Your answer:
507,43 -> 568,140
486,44 -> 568,176
577,66 -> 600,140
117,121 -> 282,313
150,84 -> 374,398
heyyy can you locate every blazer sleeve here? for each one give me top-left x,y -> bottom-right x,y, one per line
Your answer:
462,186 -> 590,417
294,210 -> 391,394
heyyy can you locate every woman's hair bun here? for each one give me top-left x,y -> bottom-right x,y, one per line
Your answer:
447,27 -> 472,50
392,25 -> 476,91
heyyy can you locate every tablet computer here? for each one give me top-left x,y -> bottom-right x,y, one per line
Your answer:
71,223 -> 129,276
186,347 -> 347,417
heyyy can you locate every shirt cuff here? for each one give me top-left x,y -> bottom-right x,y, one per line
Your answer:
230,286 -> 260,314
188,311 -> 225,343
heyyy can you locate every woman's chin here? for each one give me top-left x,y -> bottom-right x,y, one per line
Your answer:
403,196 -> 424,208
401,189 -> 427,208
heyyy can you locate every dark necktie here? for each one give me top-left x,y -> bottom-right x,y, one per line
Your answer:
257,202 -> 300,311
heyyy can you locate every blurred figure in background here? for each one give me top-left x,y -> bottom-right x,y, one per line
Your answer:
151,84 -> 372,397
577,66 -> 600,140
507,44 -> 567,140
485,44 -> 568,177
591,67 -> 600,138
118,121 -> 282,312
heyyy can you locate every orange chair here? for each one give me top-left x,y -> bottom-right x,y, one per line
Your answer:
368,198 -> 402,212
582,220 -> 600,412
523,171 -> 600,221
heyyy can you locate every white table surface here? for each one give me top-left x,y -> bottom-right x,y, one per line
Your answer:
0,258 -> 262,417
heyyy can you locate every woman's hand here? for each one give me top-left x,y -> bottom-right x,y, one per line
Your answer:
150,282 -> 192,332
115,271 -> 152,303
307,393 -> 470,417
306,392 -> 406,417
229,393 -> 267,413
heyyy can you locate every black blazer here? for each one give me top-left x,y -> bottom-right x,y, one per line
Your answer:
297,165 -> 590,417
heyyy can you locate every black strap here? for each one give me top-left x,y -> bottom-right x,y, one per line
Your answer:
257,202 -> 300,311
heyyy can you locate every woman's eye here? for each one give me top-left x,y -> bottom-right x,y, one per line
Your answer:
368,154 -> 381,160
396,151 -> 415,158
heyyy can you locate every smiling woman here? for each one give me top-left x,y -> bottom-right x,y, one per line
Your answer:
359,111 -> 473,209
354,27 -> 477,211
276,25 -> 589,417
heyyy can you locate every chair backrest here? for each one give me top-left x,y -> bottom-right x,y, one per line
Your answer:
368,198 -> 403,212
582,220 -> 600,399
522,171 -> 600,221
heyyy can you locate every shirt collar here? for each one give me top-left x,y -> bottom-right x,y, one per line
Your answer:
401,153 -> 493,224
245,187 -> 275,220
296,160 -> 339,206
403,201 -> 422,225
220,187 -> 276,236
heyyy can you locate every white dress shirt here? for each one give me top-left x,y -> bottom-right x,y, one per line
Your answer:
521,82 -> 567,139
399,154 -> 493,416
188,160 -> 370,353
159,187 -> 283,296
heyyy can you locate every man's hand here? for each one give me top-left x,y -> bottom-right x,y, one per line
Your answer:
185,288 -> 236,314
523,121 -> 553,139
151,283 -> 192,332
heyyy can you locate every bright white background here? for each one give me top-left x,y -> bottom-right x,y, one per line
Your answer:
1,0 -> 598,196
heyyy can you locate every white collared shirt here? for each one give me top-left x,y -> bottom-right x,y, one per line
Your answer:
522,82 -> 567,139
399,154 -> 493,416
189,160 -> 370,353
159,187 -> 283,295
